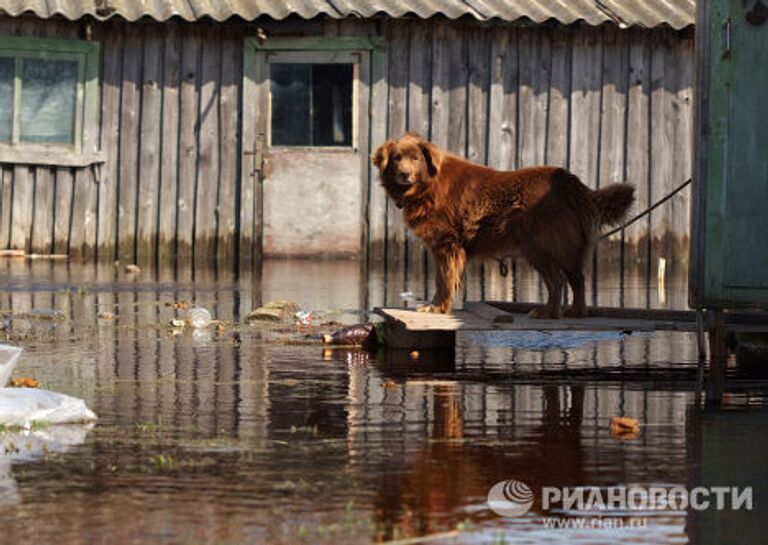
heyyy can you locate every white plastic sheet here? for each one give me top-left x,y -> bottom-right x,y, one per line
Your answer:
0,344 -> 97,428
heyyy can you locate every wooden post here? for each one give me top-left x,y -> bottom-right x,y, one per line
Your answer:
707,307 -> 727,405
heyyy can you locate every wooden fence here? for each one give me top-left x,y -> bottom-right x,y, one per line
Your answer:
0,16 -> 693,269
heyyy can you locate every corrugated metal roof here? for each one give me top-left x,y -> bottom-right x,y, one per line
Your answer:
0,0 -> 695,29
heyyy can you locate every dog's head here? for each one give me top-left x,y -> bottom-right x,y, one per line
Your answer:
373,133 -> 443,194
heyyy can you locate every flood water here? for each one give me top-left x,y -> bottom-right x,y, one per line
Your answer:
1,258 -> 767,545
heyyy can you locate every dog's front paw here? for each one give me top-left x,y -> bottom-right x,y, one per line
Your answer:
416,303 -> 436,313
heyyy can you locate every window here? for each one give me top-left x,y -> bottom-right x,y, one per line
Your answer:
267,51 -> 357,148
0,37 -> 102,167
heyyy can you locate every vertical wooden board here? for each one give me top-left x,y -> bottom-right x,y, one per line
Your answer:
194,26 -> 221,266
177,27 -> 202,258
118,25 -> 142,261
10,166 -> 32,251
650,28 -> 675,261
518,27 -> 550,167
30,168 -> 54,254
70,167 -> 98,255
405,22 -> 433,280
358,50 -> 372,272
53,169 -> 74,254
466,27 -> 491,301
430,22 -> 451,152
487,27 -> 518,171
426,21 -> 453,289
467,27 -> 491,165
0,167 -> 12,247
385,21 -> 410,286
547,27 -> 571,167
96,22 -> 123,258
239,39 -> 258,266
158,21 -> 181,262
625,28 -> 651,259
599,26 -> 629,189
407,22 -> 432,138
446,26 -> 468,155
217,32 -> 241,262
367,30 -> 390,263
670,34 -> 694,259
569,26 -> 603,188
136,26 -> 164,262
596,26 -> 630,307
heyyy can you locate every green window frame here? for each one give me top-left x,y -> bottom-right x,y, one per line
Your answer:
0,37 -> 104,167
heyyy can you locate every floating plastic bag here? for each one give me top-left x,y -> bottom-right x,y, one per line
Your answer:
0,344 -> 97,428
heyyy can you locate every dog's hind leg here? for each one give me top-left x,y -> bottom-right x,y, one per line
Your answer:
563,269 -> 587,318
523,250 -> 564,319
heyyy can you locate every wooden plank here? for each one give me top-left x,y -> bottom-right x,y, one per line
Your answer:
367,32 -> 389,263
670,34 -> 694,260
158,20 -> 181,262
487,27 -> 518,171
176,27 -> 202,258
10,165 -> 31,251
518,26 -> 550,167
96,21 -> 122,258
466,26 -> 492,304
30,167 -> 54,254
240,38 -> 258,266
446,25 -> 468,156
217,31 -> 241,263
569,26 -> 603,187
385,21 -> 409,284
357,49 -> 372,272
194,26 -> 221,267
117,24 -> 142,261
136,26 -> 163,262
0,167 -> 12,247
69,166 -> 98,255
596,25 -> 630,307
650,28 -> 675,262
546,27 -> 571,167
405,21 -> 432,285
53,168 -> 74,254
625,28 -> 652,261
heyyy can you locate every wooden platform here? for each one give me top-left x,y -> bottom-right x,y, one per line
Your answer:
377,302 -> 768,349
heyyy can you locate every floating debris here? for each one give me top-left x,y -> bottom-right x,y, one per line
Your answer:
295,310 -> 313,325
186,307 -> 212,329
246,300 -> 300,322
323,323 -> 379,351
9,376 -> 40,388
124,264 -> 141,274
610,416 -> 640,439
97,311 -> 116,321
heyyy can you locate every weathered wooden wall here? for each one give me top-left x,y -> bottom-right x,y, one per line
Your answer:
0,16 -> 693,268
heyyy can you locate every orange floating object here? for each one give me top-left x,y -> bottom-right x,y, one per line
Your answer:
610,416 -> 640,439
9,376 -> 40,388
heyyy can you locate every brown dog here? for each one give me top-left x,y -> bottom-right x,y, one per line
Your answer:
373,133 -> 635,318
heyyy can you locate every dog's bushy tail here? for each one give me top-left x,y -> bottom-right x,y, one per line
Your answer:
592,183 -> 635,226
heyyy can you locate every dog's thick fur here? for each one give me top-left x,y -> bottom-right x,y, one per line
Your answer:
373,133 -> 635,318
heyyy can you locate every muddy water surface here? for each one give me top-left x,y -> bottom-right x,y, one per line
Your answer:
1,258 -> 766,545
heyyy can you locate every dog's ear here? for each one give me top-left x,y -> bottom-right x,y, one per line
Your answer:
372,140 -> 394,171
418,140 -> 443,178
